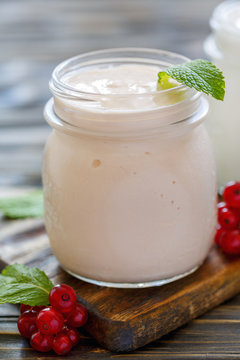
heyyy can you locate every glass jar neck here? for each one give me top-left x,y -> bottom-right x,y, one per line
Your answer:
45,96 -> 208,139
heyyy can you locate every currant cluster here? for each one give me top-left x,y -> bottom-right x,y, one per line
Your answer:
215,181 -> 240,255
17,284 -> 88,355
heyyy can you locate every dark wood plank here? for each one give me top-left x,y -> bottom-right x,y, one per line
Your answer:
2,221 -> 240,353
3,301 -> 240,359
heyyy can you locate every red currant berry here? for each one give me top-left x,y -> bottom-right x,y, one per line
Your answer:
20,304 -> 45,314
223,182 -> 240,208
49,284 -> 77,313
30,331 -> 53,352
36,307 -> 64,335
17,310 -> 38,338
62,326 -> 80,347
230,206 -> 240,223
218,207 -> 238,230
214,225 -> 227,246
67,303 -> 88,328
52,333 -> 72,355
220,229 -> 240,255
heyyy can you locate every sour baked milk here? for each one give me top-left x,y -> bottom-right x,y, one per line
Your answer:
43,49 -> 217,288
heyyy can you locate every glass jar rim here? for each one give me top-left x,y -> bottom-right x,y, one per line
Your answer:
50,47 -> 189,100
210,0 -> 240,37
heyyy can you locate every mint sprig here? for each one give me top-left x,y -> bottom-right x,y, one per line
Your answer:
0,190 -> 43,219
158,59 -> 225,101
0,264 -> 54,306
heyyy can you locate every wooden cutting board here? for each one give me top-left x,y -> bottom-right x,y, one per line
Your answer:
1,218 -> 240,353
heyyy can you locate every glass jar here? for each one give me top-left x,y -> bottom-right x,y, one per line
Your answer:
43,48 -> 216,288
204,0 -> 240,187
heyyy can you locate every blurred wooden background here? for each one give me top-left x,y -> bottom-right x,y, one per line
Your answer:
0,0 -> 222,187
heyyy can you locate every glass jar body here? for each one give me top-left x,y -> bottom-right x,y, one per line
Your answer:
43,116 -> 216,287
205,43 -> 240,186
43,48 -> 217,288
204,1 -> 240,186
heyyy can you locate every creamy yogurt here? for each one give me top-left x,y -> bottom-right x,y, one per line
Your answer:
63,64 -> 159,95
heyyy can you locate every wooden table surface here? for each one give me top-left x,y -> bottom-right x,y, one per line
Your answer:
1,0 -> 238,359
2,298 -> 240,360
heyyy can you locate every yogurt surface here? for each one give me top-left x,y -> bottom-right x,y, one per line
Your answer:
63,64 -> 160,95
57,63 -> 180,113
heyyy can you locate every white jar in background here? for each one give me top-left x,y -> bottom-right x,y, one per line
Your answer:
204,0 -> 240,187
43,48 -> 216,288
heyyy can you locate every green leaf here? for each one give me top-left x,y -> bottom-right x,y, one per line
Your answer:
0,264 -> 54,306
0,283 -> 50,306
0,274 -> 16,285
2,264 -> 54,292
0,190 -> 44,219
158,59 -> 225,101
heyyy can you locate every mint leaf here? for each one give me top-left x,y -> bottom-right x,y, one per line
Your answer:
0,274 -> 16,285
158,59 -> 225,101
0,264 -> 54,306
0,190 -> 43,219
2,264 -> 53,292
0,283 -> 50,306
